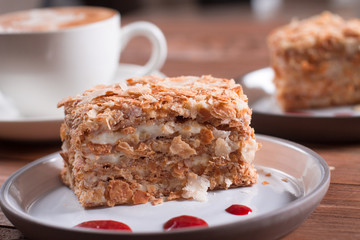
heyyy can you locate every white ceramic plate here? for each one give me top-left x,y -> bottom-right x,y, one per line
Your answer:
0,135 -> 330,240
0,64 -> 166,141
238,68 -> 360,142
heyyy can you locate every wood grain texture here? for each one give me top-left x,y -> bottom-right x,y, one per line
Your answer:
1,7 -> 359,240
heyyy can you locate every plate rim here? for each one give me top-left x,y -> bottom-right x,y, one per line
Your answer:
241,67 -> 360,120
0,134 -> 330,238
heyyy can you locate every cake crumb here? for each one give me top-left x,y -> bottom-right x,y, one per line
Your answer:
262,181 -> 270,185
151,198 -> 164,205
265,173 -> 272,177
329,166 -> 336,171
281,178 -> 288,182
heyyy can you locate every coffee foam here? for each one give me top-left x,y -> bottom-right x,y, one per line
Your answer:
0,7 -> 116,33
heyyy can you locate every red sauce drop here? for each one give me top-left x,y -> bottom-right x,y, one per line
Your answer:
75,220 -> 132,232
163,215 -> 208,231
226,204 -> 252,215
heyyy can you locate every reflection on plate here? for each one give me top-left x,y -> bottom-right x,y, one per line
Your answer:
0,135 -> 330,240
238,67 -> 360,142
0,64 -> 166,141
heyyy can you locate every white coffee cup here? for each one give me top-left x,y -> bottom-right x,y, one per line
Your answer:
0,6 -> 167,118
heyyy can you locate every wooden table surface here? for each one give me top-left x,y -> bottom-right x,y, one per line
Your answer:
1,6 -> 360,240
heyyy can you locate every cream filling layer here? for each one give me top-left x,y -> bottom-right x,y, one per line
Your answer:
86,121 -> 256,164
90,121 -> 203,145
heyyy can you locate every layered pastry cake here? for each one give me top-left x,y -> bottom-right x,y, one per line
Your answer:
268,12 -> 360,111
58,75 -> 259,208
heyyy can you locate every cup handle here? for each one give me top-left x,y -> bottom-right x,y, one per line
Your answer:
120,21 -> 167,76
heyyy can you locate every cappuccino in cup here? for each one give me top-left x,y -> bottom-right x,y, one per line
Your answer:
0,7 -> 116,32
0,6 -> 167,118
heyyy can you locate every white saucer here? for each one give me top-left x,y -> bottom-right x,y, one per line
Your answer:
0,64 -> 166,141
0,135 -> 330,240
